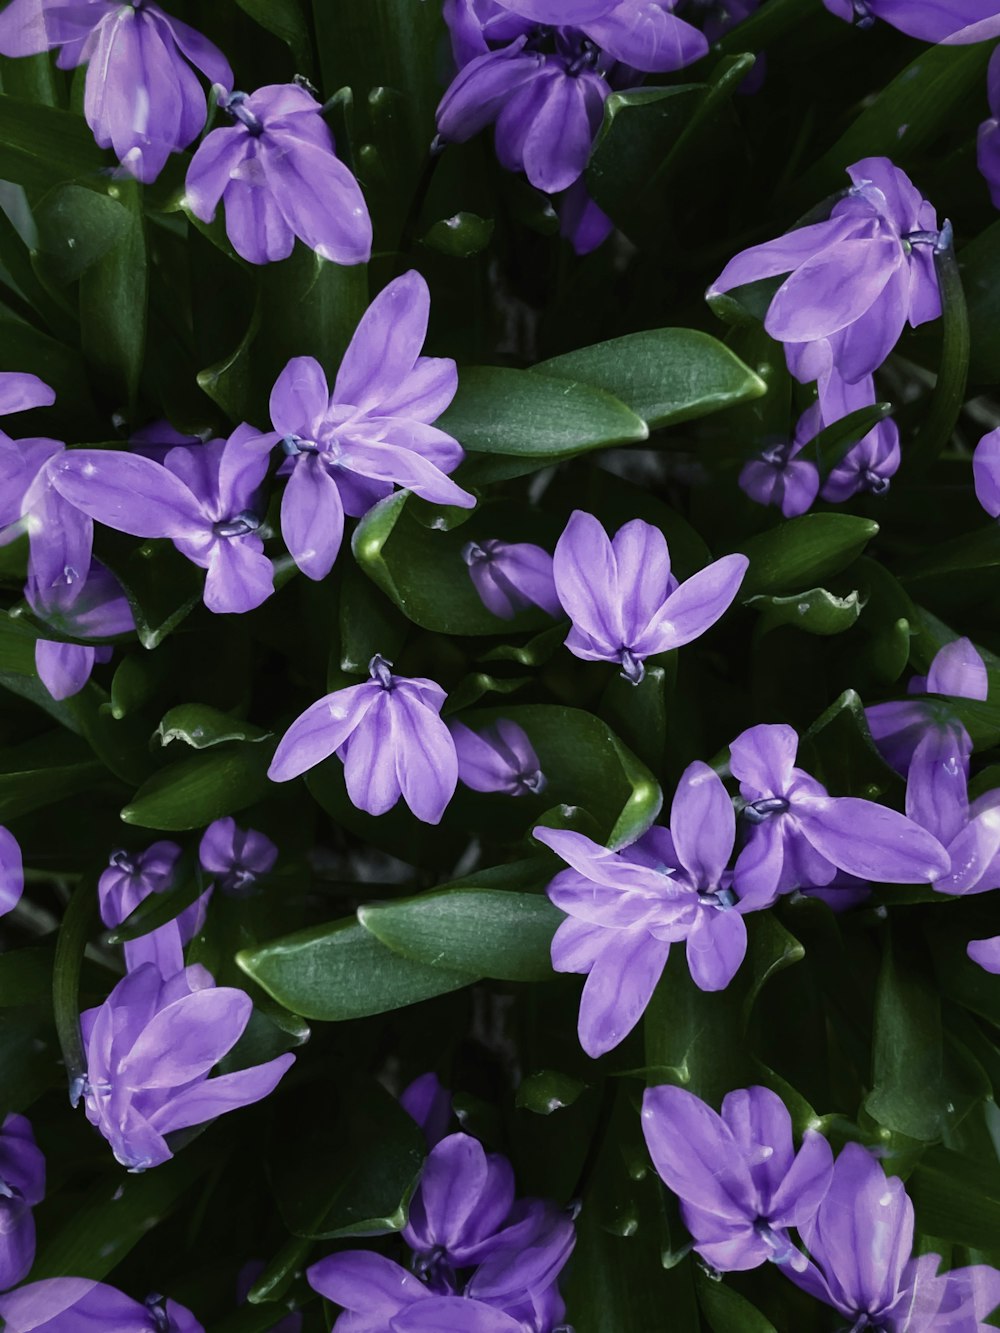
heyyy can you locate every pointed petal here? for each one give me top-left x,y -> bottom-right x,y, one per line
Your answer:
926,637 -> 989,701
686,909 -> 747,992
203,535 -> 274,615
335,271 -> 429,413
637,554 -> 747,655
269,356 -> 331,438
148,1052 -> 294,1134
729,723 -> 799,797
268,683 -> 379,781
765,236 -> 902,342
306,1251 -> 426,1313
584,3 -> 708,73
552,510 -> 622,656
709,217 -> 860,297
612,518 -> 672,644
641,1084 -> 756,1219
0,372 -> 54,416
577,928 -> 669,1057
392,691 -> 458,825
670,760 -> 735,887
796,794 -> 951,884
340,436 -> 475,508
265,137 -> 372,265
118,987 -> 251,1087
50,449 -> 202,538
281,457 -> 345,581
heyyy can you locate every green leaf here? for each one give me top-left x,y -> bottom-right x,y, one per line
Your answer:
121,740 -> 276,831
104,866 -> 205,947
359,887 -> 559,982
52,876 -> 97,1097
909,1146 -> 1000,1250
79,177 -> 147,412
155,704 -> 271,750
534,329 -> 765,430
237,916 -> 477,1021
516,1070 -> 587,1115
0,93 -> 107,192
738,514 -> 879,598
791,41 -> 992,204
586,85 -> 704,235
696,1271 -> 778,1333
422,211 -> 495,258
748,586 -> 863,637
271,1077 -> 424,1239
440,366 -> 648,466
962,219 -> 1000,384
865,928 -> 943,1142
905,226 -> 969,476
100,536 -> 204,650
808,400 -> 894,479
0,730 -> 106,822
351,492 -> 558,635
800,690 -> 903,804
31,1137 -> 223,1280
234,0 -> 313,70
245,1234 -> 313,1307
0,614 -> 38,675
33,184 -> 130,285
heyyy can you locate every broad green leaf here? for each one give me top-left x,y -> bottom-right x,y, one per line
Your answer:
245,1235 -> 312,1307
800,690 -> 903,804
748,586 -> 863,637
696,1271 -> 778,1333
234,0 -> 313,70
237,916 -> 477,1021
440,366 -> 648,465
738,515 -> 879,598
865,928 -> 943,1141
100,536 -> 204,650
121,740 -> 276,830
79,177 -> 147,412
31,1137 -> 223,1280
108,650 -> 171,719
0,614 -> 37,674
33,184 -> 130,285
443,671 -> 530,715
809,401 -> 894,479
359,887 -> 560,982
534,329 -> 765,430
0,729 -> 106,822
271,1077 -> 424,1239
910,1146 -> 1000,1250
586,85 -> 704,235
0,93 -> 107,192
351,492 -> 558,635
516,1070 -> 587,1116
792,41 -> 992,203
155,704 -> 271,750
423,212 -> 494,258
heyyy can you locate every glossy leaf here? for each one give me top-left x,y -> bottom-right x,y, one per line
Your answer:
121,741 -> 276,830
738,515 -> 879,598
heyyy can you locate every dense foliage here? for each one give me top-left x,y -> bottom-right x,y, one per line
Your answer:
2,0 -> 1000,1329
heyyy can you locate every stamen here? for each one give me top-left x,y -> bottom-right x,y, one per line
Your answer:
212,510 -> 261,538
223,91 -> 264,136
368,654 -> 394,689
619,648 -> 645,686
743,796 -> 789,825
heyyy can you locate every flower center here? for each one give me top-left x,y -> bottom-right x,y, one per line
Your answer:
700,885 -> 736,910
144,1295 -> 171,1333
864,470 -> 890,495
743,796 -> 789,824
515,769 -> 546,796
368,654 -> 394,690
223,91 -> 264,136
619,648 -> 645,686
760,442 -> 791,468
212,510 -> 261,538
109,848 -> 138,876
461,540 -> 492,567
851,0 -> 875,28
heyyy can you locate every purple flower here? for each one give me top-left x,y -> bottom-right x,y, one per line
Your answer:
739,421 -> 821,519
0,827 -> 23,919
969,935 -> 1000,973
709,157 -> 941,385
866,638 -> 987,786
307,1253 -> 528,1331
199,817 -> 277,896
731,723 -> 951,905
816,372 -> 900,503
437,0 -> 707,198
974,425 -> 1000,517
403,1132 -> 519,1269
0,0 -> 231,183
787,1142 -> 1000,1330
98,840 -> 209,978
463,539 -> 561,620
824,0 -> 1000,44
0,1279 -> 204,1332
641,1084 -> 832,1272
558,177 -> 614,256
51,427 -> 278,616
902,730 -> 1000,898
552,511 -> 748,684
535,761 -> 768,1057
185,83 -> 372,266
979,49 -> 1000,209
268,655 -> 458,824
0,1114 -> 44,1292
80,961 -> 294,1171
267,271 -> 474,581
451,720 -> 546,795
0,372 -> 55,417
401,1072 -> 454,1148
29,560 -> 134,702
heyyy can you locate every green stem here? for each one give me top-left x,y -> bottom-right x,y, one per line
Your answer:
907,220 -> 970,477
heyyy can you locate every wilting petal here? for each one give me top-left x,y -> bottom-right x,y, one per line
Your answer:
269,682 -> 380,781
577,927 -> 670,1057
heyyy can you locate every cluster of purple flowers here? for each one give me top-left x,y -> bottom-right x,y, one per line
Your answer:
642,1083 -> 1000,1329
308,1073 -> 576,1332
